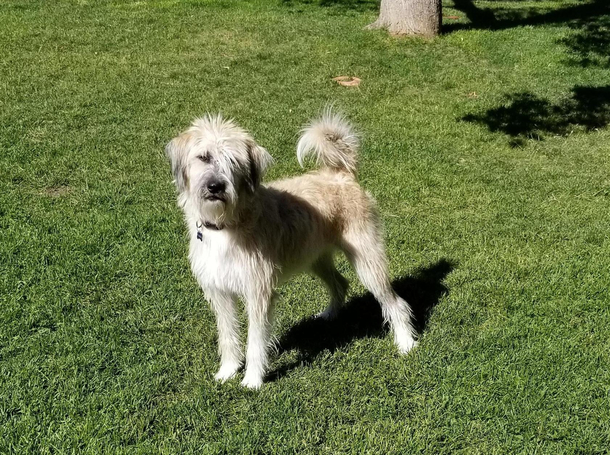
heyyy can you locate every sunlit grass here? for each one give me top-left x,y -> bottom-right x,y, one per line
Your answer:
1,0 -> 609,452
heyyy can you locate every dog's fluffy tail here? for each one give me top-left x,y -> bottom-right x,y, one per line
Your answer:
297,110 -> 359,176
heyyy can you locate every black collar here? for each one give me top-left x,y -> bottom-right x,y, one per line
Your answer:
202,221 -> 222,231
196,221 -> 223,240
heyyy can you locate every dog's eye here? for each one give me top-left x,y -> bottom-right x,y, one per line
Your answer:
198,155 -> 210,163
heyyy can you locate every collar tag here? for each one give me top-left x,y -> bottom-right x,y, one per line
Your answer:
196,221 -> 204,241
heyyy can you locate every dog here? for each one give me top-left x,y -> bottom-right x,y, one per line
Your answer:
166,110 -> 418,389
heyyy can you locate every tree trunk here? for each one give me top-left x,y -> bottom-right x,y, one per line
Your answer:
368,0 -> 442,38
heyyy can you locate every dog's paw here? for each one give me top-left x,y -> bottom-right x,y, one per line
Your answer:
395,334 -> 418,354
241,374 -> 263,390
214,362 -> 241,382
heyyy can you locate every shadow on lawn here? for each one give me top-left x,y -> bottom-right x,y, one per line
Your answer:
462,85 -> 610,146
561,8 -> 610,68
447,0 -> 610,68
268,259 -> 454,382
446,0 -> 610,33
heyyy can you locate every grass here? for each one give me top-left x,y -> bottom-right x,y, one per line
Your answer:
1,0 -> 610,452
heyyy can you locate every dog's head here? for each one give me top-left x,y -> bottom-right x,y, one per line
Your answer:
166,115 -> 273,228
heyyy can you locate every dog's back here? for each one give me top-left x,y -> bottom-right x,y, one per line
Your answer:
267,111 -> 374,247
259,112 -> 377,271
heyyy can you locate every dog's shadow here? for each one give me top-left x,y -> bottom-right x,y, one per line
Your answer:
269,258 -> 455,381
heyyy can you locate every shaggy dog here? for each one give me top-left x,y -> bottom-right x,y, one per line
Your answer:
166,111 -> 418,389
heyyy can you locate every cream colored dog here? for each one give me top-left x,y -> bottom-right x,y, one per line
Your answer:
166,111 -> 417,389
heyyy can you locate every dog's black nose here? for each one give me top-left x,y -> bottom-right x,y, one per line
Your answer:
207,181 -> 225,194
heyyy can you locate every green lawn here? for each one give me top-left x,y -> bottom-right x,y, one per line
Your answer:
2,0 -> 610,452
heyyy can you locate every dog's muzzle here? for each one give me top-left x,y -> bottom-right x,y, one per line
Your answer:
203,179 -> 226,201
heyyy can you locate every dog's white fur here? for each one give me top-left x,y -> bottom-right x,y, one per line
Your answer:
166,110 -> 418,389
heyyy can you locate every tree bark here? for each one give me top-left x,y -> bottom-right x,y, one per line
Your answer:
368,0 -> 442,38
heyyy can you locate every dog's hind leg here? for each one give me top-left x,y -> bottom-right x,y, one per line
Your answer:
241,292 -> 277,389
208,291 -> 243,382
341,225 -> 418,354
311,253 -> 349,320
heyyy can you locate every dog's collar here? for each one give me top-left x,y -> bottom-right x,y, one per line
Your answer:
196,220 -> 223,240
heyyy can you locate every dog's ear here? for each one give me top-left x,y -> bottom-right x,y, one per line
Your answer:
165,132 -> 191,193
246,140 -> 273,192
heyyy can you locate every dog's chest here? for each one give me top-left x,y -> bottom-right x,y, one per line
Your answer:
188,230 -> 252,295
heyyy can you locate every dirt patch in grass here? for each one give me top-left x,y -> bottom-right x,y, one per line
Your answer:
42,185 -> 72,198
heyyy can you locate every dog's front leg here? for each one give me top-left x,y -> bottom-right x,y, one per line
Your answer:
207,291 -> 243,382
241,293 -> 276,389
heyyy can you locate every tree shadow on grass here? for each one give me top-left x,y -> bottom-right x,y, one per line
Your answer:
450,0 -> 498,28
561,10 -> 610,68
446,0 -> 609,34
447,1 -> 610,68
268,259 -> 454,382
462,85 -> 610,146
